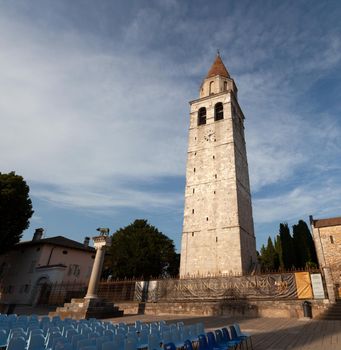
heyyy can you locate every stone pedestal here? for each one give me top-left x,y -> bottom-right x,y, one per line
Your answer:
49,298 -> 123,320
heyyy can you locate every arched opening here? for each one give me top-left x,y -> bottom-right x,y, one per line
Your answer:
32,276 -> 52,306
209,81 -> 214,95
214,102 -> 224,121
198,107 -> 206,125
224,81 -> 227,91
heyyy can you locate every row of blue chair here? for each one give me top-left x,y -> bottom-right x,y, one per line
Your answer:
0,314 -> 252,350
164,324 -> 252,350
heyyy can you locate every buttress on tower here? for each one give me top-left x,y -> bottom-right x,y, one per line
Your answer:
179,54 -> 257,277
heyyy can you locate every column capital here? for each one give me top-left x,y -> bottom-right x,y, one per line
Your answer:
92,235 -> 111,249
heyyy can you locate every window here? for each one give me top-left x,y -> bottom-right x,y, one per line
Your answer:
68,264 -> 80,277
62,250 -> 68,255
198,107 -> 206,125
192,209 -> 194,214
224,81 -> 227,90
209,81 -> 214,95
29,260 -> 36,273
330,236 -> 334,244
192,188 -> 195,194
215,102 -> 224,121
192,232 -> 194,237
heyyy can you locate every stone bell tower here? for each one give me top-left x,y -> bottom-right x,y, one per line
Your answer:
179,53 -> 257,277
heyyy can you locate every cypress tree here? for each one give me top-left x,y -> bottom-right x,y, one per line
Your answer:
274,234 -> 284,270
279,223 -> 295,269
260,237 -> 278,271
292,220 -> 318,268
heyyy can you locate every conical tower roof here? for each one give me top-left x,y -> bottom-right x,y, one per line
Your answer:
206,53 -> 230,79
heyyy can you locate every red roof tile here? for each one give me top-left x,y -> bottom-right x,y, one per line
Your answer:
313,217 -> 341,228
206,54 -> 230,79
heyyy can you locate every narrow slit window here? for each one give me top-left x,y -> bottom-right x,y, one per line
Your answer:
198,107 -> 207,125
330,235 -> 334,244
193,188 -> 195,194
192,209 -> 194,214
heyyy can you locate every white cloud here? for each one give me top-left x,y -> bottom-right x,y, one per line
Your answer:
1,1 -> 340,229
254,183 -> 341,224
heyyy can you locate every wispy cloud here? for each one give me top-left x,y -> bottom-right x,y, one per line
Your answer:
0,1 -> 340,247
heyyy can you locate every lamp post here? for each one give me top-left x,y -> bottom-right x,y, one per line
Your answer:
85,228 -> 111,300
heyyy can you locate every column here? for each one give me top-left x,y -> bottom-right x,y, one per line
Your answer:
85,235 -> 111,299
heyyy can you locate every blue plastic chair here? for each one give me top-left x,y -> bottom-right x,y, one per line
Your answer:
0,329 -> 9,347
56,343 -> 73,350
137,330 -> 149,349
198,334 -> 210,350
81,346 -> 96,350
112,333 -> 125,350
164,342 -> 176,350
221,328 -> 242,349
233,324 -> 253,350
101,341 -> 115,350
183,339 -> 194,350
214,329 -> 238,349
206,332 -> 225,350
28,334 -> 46,350
229,326 -> 247,349
148,332 -> 162,350
7,336 -> 27,350
78,338 -> 96,350
126,335 -> 138,350
95,335 -> 111,350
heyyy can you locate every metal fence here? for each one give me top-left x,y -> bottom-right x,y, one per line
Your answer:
17,267 -> 322,306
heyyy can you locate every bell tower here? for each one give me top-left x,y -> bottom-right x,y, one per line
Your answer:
179,53 -> 257,277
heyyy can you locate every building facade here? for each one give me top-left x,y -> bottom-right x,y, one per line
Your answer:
311,216 -> 341,299
0,229 -> 95,305
180,54 -> 257,277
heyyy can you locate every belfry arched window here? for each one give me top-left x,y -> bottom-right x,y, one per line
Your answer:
214,102 -> 224,121
209,81 -> 214,95
198,107 -> 206,125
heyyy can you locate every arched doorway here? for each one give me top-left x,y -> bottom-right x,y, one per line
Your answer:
33,277 -> 52,306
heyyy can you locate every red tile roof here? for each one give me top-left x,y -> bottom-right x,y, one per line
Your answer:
313,217 -> 341,228
206,54 -> 230,79
15,236 -> 95,252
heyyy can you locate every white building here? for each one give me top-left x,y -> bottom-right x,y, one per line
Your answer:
0,228 -> 95,305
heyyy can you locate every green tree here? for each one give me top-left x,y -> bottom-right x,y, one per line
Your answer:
260,237 -> 279,271
279,223 -> 295,269
293,220 -> 318,268
0,172 -> 34,254
274,234 -> 284,269
110,219 -> 179,279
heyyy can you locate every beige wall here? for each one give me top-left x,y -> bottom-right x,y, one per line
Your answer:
0,243 -> 95,304
312,219 -> 341,291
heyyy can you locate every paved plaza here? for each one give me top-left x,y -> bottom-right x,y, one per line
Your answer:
107,314 -> 341,350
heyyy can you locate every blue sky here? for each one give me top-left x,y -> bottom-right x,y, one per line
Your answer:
1,0 -> 340,251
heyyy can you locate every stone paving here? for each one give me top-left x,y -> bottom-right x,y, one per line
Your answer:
106,314 -> 341,350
